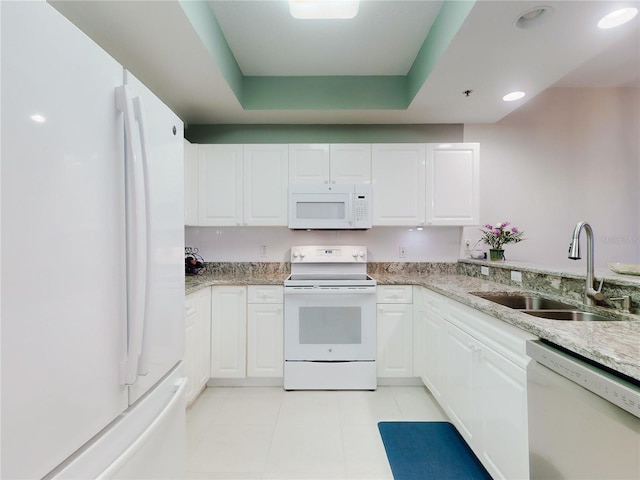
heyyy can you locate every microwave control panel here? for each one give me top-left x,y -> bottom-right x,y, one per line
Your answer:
354,194 -> 369,223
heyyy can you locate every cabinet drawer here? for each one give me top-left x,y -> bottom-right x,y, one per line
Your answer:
377,285 -> 413,303
247,285 -> 284,303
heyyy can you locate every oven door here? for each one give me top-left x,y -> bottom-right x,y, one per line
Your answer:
284,286 -> 376,361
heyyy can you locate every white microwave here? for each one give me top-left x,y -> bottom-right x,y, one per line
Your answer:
288,184 -> 372,230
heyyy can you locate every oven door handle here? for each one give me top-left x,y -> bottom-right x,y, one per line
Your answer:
284,287 -> 377,295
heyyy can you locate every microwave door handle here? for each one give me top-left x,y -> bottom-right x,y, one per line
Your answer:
348,193 -> 354,226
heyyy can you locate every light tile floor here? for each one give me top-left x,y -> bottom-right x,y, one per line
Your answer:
186,386 -> 448,480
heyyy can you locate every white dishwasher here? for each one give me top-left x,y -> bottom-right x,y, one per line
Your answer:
527,340 -> 640,480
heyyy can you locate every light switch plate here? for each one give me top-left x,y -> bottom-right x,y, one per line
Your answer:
511,270 -> 523,283
481,266 -> 489,276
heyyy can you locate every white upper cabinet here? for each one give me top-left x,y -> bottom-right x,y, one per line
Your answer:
198,144 -> 243,226
184,140 -> 199,226
371,143 -> 426,225
329,144 -> 371,183
243,144 -> 289,225
425,143 -> 479,226
289,144 -> 330,183
192,142 -> 478,227
289,144 -> 371,184
197,144 -> 288,226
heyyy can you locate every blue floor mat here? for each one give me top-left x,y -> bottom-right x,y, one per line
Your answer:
378,421 -> 493,480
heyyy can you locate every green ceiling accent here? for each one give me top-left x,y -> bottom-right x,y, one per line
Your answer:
243,75 -> 408,110
179,0 -> 475,111
179,0 -> 244,102
407,0 -> 475,102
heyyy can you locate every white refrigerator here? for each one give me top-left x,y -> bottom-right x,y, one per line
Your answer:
1,1 -> 187,478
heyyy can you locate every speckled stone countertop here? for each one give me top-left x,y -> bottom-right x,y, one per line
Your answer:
185,272 -> 287,295
185,263 -> 640,382
376,272 -> 639,382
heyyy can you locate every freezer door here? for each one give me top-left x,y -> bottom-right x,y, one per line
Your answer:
1,2 -> 128,479
49,363 -> 188,480
123,70 -> 185,405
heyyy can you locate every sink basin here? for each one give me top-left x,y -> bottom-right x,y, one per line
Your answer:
524,310 -> 620,322
472,292 -> 575,310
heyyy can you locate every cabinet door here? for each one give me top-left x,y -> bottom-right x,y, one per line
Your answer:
247,303 -> 283,377
329,144 -> 371,184
443,321 -> 478,447
425,143 -> 479,226
421,305 -> 446,402
184,287 -> 212,405
371,144 -> 426,225
478,346 -> 529,480
195,289 -> 212,393
184,294 -> 199,403
198,144 -> 243,226
376,303 -> 413,377
243,144 -> 289,225
184,140 -> 198,226
210,286 -> 247,378
289,144 -> 330,184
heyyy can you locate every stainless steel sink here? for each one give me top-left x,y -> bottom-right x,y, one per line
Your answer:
471,292 -> 623,321
524,310 -> 620,321
472,292 -> 575,310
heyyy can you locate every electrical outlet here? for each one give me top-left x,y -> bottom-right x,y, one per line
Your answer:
399,246 -> 406,258
259,245 -> 267,258
465,239 -> 471,248
511,270 -> 523,283
481,266 -> 489,276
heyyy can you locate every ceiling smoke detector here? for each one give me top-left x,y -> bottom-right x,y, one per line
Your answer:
515,6 -> 554,29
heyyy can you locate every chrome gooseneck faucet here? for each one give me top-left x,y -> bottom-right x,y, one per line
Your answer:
568,221 -> 604,306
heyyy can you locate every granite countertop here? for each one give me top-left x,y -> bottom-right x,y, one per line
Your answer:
185,272 -> 288,295
375,272 -> 640,382
185,270 -> 640,382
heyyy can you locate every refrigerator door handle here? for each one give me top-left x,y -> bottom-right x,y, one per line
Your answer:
132,95 -> 153,377
115,85 -> 148,386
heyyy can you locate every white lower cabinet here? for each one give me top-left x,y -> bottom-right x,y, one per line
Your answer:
418,286 -> 535,480
184,287 -> 212,405
414,287 -> 447,402
376,286 -> 413,377
210,285 -> 247,378
209,285 -> 283,381
247,286 -> 284,377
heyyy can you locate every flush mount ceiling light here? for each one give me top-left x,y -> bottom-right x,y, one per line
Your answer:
289,0 -> 360,20
597,7 -> 638,29
503,91 -> 526,102
514,6 -> 554,29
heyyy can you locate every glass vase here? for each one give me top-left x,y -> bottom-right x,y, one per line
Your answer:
489,249 -> 505,261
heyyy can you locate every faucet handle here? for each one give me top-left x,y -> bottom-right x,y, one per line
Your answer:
610,295 -> 631,313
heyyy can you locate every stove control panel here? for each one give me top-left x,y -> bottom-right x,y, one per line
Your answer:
290,245 -> 367,263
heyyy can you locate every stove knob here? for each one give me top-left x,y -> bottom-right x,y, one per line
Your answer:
352,249 -> 358,258
292,249 -> 299,258
358,250 -> 365,258
299,250 -> 306,258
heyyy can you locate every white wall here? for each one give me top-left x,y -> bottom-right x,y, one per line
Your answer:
464,87 -> 640,269
185,226 -> 462,263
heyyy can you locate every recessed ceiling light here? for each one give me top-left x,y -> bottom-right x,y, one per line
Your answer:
30,113 -> 46,123
514,6 -> 554,29
289,0 -> 360,20
597,8 -> 638,29
503,91 -> 526,102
